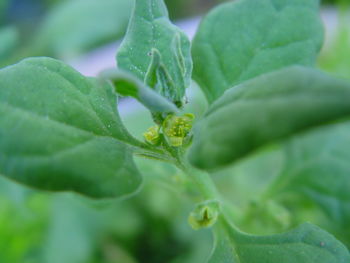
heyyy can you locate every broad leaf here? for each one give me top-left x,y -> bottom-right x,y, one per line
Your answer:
117,0 -> 192,107
0,57 -> 142,199
192,0 -> 323,103
271,122 -> 350,240
100,68 -> 178,114
209,219 -> 350,263
189,66 -> 350,171
33,0 -> 133,57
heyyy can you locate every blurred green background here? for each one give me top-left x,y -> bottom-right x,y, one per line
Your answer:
0,0 -> 349,262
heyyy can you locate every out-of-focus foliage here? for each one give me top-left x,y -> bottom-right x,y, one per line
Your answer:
0,178 -> 49,263
0,0 -> 134,67
0,0 -> 209,68
0,0 -> 341,68
32,0 -> 133,58
0,26 -> 19,61
0,0 -> 9,24
0,146 -> 213,263
323,0 -> 348,5
318,11 -> 350,79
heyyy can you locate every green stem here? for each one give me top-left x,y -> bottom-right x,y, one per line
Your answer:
182,160 -> 252,237
142,138 -> 245,234
181,163 -> 219,200
133,144 -> 176,163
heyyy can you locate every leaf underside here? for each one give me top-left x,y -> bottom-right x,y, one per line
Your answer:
189,66 -> 350,171
100,68 -> 178,114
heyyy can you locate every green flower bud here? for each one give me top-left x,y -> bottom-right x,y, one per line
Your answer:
143,125 -> 160,145
162,113 -> 195,147
188,200 -> 220,230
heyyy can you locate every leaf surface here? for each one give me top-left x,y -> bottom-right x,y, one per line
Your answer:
192,0 -> 323,103
209,219 -> 350,263
189,66 -> 350,171
117,0 -> 192,106
0,57 -> 142,199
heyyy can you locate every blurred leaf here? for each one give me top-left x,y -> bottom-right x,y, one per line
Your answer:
0,26 -> 19,63
0,57 -> 142,199
44,195 -> 103,263
0,193 -> 48,263
0,0 -> 9,25
209,219 -> 350,263
189,66 -> 350,171
318,14 -> 350,79
214,148 -> 284,210
117,0 -> 192,107
33,0 -> 133,57
192,0 -> 323,103
269,121 -> 350,245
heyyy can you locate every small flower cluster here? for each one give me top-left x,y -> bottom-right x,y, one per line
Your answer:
143,113 -> 195,147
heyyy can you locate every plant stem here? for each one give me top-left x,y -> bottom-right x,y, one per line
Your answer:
182,163 -> 245,236
180,162 -> 219,200
133,144 -> 176,163
142,139 -> 245,234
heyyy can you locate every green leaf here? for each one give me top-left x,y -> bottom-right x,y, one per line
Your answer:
117,0 -> 192,107
0,57 -> 142,199
100,68 -> 179,115
209,219 -> 350,263
33,0 -> 133,57
192,0 -> 323,103
188,66 -> 350,171
271,121 -> 350,237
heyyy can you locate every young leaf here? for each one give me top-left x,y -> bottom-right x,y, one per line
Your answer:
117,0 -> 192,107
272,121 -> 350,233
188,66 -> 350,171
100,68 -> 179,115
209,219 -> 350,263
0,57 -> 142,199
192,0 -> 323,103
